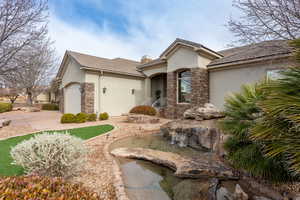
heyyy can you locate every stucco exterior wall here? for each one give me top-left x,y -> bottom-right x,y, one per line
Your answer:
142,64 -> 167,77
209,59 -> 296,109
167,47 -> 199,72
60,58 -> 85,88
99,73 -> 145,116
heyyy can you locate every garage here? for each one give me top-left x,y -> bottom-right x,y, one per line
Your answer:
64,83 -> 81,114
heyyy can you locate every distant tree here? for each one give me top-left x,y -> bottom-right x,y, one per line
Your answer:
3,36 -> 57,105
0,0 -> 48,75
0,87 -> 22,104
229,0 -> 300,44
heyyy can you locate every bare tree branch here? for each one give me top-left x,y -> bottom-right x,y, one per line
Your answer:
0,0 -> 48,75
229,0 -> 300,45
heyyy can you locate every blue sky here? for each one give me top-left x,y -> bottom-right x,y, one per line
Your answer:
48,0 -> 237,60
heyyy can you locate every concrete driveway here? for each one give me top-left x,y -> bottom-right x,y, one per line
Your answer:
0,111 -> 117,139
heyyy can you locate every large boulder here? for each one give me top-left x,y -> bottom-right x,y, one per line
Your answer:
161,119 -> 228,156
184,103 -> 224,121
111,147 -> 236,179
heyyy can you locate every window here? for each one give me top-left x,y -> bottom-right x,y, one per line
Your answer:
178,70 -> 192,103
266,69 -> 284,80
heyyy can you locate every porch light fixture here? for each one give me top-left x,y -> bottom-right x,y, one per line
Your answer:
103,87 -> 107,94
131,89 -> 135,95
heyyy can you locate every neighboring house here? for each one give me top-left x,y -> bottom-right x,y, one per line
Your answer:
56,38 -> 296,118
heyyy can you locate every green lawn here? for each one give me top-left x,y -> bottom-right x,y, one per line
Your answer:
0,124 -> 114,176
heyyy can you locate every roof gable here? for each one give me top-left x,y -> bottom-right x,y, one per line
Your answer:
160,38 -> 222,59
58,51 -> 144,78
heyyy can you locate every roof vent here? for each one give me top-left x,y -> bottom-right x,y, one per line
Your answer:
141,55 -> 152,64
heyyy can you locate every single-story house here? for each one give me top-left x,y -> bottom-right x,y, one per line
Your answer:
56,38 -> 296,118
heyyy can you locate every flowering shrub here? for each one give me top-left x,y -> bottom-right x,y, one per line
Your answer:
99,112 -> 109,120
10,132 -> 88,178
0,176 -> 100,199
75,113 -> 88,123
87,113 -> 97,121
61,113 -> 76,123
130,105 -> 157,116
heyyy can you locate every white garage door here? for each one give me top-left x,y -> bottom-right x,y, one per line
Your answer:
64,84 -> 81,114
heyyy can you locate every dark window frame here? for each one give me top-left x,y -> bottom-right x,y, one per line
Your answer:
177,70 -> 192,103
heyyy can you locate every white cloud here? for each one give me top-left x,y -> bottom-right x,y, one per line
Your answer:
48,1 -> 235,62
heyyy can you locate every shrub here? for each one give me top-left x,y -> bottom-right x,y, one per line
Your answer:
0,176 -> 100,199
41,103 -> 59,110
99,112 -> 109,120
130,105 -> 157,116
75,112 -> 88,123
10,132 -> 88,178
87,113 -> 97,121
0,102 -> 12,113
61,113 -> 76,123
219,83 -> 292,182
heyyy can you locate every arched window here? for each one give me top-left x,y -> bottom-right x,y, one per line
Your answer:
178,70 -> 191,103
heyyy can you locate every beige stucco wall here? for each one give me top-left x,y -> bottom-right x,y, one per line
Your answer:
99,73 -> 145,116
142,64 -> 167,77
60,57 -> 85,89
209,59 -> 296,109
167,47 -> 199,72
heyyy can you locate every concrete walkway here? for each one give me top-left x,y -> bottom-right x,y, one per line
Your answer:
0,111 -> 120,139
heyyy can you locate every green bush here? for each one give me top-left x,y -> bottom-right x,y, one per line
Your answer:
0,176 -> 100,199
99,112 -> 109,120
87,113 -> 97,121
41,103 -> 59,110
129,105 -> 157,116
61,113 -> 76,123
219,83 -> 292,182
0,102 -> 12,113
75,113 -> 88,123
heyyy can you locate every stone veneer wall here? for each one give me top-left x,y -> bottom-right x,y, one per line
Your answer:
59,89 -> 64,113
166,68 -> 209,119
80,82 -> 95,114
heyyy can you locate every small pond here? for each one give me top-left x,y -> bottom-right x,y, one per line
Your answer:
110,134 -> 265,200
109,134 -> 214,200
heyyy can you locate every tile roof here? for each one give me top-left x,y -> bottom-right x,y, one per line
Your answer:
67,51 -> 144,77
208,40 -> 293,67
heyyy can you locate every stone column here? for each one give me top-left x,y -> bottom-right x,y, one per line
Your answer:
191,68 -> 209,107
81,82 -> 95,114
166,71 -> 177,119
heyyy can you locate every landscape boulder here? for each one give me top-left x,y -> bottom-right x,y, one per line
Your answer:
183,103 -> 224,121
0,119 -> 11,128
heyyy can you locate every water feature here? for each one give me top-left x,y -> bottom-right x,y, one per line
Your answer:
110,134 -> 216,200
110,134 -> 276,200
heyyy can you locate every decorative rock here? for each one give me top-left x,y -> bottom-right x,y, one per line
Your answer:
111,147 -> 236,179
234,184 -> 249,200
161,119 -> 228,156
126,114 -> 160,124
184,103 -> 224,121
0,119 -> 11,128
216,187 -> 233,200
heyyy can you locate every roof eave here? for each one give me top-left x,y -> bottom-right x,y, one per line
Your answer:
207,53 -> 292,70
80,66 -> 146,78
